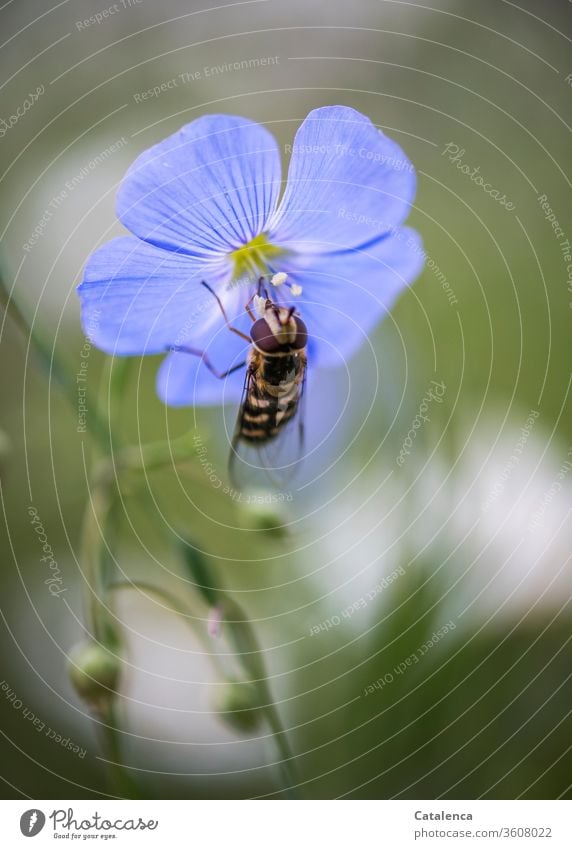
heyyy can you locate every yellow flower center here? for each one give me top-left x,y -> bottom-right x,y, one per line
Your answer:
229,233 -> 285,283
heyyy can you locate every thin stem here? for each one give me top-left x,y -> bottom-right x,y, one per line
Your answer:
82,431 -> 201,628
98,702 -> 144,799
80,473 -> 117,643
112,580 -> 196,620
265,703 -> 300,799
221,598 -> 301,798
80,465 -> 138,796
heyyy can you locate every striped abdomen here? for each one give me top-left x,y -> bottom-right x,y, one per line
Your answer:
238,349 -> 306,444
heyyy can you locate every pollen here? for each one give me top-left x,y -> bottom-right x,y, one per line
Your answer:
290,283 -> 303,296
271,272 -> 288,287
229,233 -> 285,282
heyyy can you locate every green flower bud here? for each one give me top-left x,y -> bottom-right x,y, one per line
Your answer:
236,493 -> 289,538
212,680 -> 262,733
68,641 -> 121,707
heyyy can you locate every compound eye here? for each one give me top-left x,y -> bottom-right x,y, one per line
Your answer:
250,318 -> 282,353
292,316 -> 308,349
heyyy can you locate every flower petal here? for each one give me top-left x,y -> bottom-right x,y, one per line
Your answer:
117,115 -> 282,257
269,106 -> 416,252
156,318 -> 250,407
278,227 -> 424,367
77,236 -> 231,355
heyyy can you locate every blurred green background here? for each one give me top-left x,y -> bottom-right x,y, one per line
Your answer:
0,0 -> 571,799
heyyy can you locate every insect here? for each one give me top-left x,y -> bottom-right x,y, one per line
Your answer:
170,276 -> 308,485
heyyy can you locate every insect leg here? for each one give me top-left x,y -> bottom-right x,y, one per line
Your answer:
259,280 -> 270,300
244,289 -> 260,321
201,281 -> 250,341
297,366 -> 307,459
168,345 -> 246,379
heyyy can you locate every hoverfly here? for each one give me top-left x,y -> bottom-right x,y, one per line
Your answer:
170,275 -> 308,486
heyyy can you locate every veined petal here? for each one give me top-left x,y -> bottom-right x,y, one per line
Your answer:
77,236 -> 231,355
269,106 -> 416,252
277,227 -> 424,367
157,314 -> 251,407
117,115 -> 282,257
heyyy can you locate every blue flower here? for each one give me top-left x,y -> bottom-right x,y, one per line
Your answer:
78,106 -> 423,407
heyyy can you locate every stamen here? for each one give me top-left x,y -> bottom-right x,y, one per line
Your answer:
271,272 -> 288,287
290,283 -> 303,296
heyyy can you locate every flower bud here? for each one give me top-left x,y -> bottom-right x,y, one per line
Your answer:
212,680 -> 262,733
237,494 -> 289,538
68,641 -> 121,708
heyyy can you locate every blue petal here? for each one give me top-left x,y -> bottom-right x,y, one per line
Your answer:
117,115 -> 282,257
268,106 -> 416,253
77,236 -> 231,355
277,227 -> 424,367
156,315 -> 251,407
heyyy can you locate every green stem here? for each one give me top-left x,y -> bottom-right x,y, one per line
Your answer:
98,702 -> 144,799
80,472 -> 117,643
222,598 -> 301,798
112,580 -> 196,620
265,703 -> 301,799
180,542 -> 301,797
82,432 -> 200,628
80,465 -> 139,796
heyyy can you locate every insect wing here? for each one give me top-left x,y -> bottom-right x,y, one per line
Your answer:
229,363 -> 307,492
